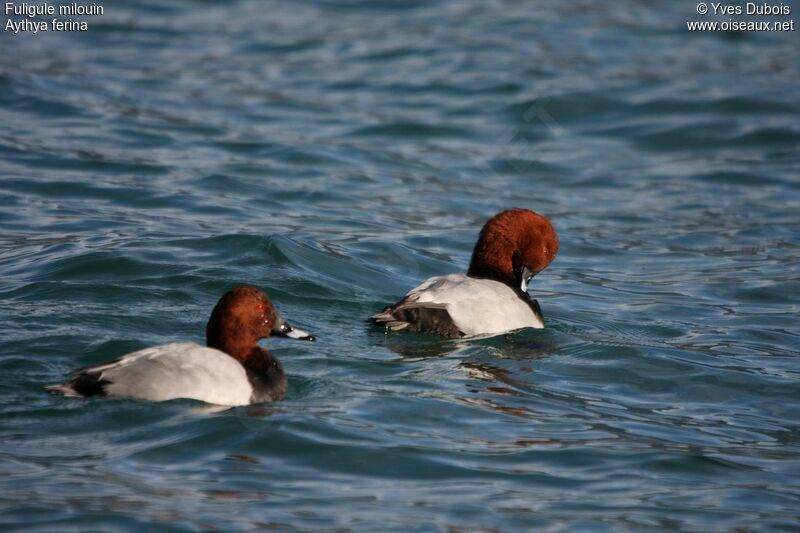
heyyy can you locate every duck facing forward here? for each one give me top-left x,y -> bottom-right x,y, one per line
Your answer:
47,285 -> 315,406
369,208 -> 559,338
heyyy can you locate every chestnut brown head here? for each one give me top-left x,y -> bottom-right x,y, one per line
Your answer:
467,208 -> 559,293
206,285 -> 314,362
205,286 -> 277,355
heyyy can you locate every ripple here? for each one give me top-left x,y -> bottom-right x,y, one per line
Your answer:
349,121 -> 472,139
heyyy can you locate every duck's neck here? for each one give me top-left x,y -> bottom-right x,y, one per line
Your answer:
206,330 -> 257,364
240,347 -> 283,374
467,236 -> 517,289
467,263 -> 516,289
207,335 -> 287,402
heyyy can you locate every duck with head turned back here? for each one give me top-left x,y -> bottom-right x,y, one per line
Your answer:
47,285 -> 315,406
369,208 -> 559,338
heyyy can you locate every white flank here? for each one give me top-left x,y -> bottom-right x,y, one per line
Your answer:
81,342 -> 253,406
401,274 -> 544,336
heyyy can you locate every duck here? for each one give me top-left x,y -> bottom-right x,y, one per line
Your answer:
369,208 -> 559,338
46,285 -> 315,406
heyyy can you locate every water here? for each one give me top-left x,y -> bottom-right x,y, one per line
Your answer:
2,0 -> 800,529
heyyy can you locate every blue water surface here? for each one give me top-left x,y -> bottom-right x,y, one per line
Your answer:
1,0 -> 800,530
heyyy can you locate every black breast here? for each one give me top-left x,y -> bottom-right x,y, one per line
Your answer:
244,349 -> 288,404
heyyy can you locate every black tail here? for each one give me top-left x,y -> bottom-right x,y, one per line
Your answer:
46,371 -> 110,398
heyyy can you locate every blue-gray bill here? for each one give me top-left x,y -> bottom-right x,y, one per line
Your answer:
273,320 -> 316,342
